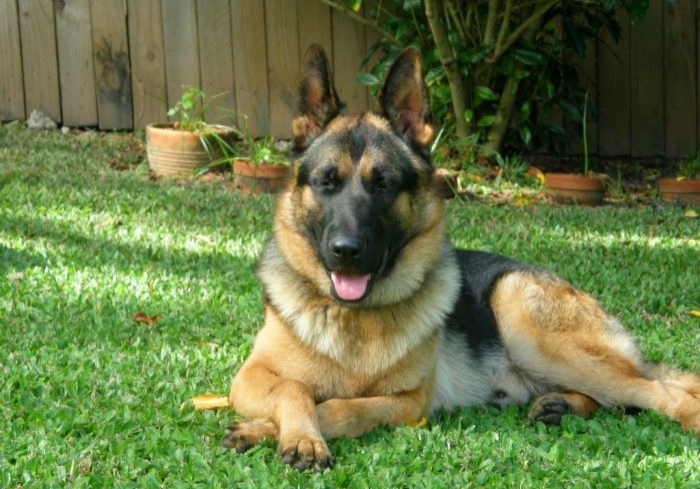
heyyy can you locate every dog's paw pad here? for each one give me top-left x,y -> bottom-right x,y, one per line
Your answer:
528,394 -> 570,426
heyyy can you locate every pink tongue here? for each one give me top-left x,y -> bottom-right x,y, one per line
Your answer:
331,272 -> 371,301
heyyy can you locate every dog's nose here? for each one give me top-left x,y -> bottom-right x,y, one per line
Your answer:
330,236 -> 363,262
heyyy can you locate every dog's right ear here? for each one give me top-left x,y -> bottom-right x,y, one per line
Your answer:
292,44 -> 342,149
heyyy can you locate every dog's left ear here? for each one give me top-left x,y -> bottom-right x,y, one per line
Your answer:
292,44 -> 343,149
377,47 -> 435,154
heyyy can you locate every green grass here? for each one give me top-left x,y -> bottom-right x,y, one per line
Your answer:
1,123 -> 698,488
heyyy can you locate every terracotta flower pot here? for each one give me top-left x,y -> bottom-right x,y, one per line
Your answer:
658,178 -> 700,205
233,159 -> 289,194
433,168 -> 458,199
146,123 -> 235,177
544,173 -> 605,206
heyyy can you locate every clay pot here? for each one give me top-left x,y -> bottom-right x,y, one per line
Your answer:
433,168 -> 458,199
146,123 -> 235,177
233,159 -> 289,194
544,173 -> 605,205
658,178 -> 700,205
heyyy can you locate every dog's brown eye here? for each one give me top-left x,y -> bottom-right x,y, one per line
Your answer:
314,169 -> 338,192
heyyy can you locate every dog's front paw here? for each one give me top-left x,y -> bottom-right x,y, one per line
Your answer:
279,433 -> 333,471
528,393 -> 569,425
224,420 -> 277,453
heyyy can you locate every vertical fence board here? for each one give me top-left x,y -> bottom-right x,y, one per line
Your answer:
231,0 -> 269,136
664,1 -> 697,158
127,0 -> 167,129
162,0 -> 200,113
90,0 -> 132,129
265,0 -> 300,138
3,3 -> 699,152
630,1 -> 664,157
297,0 -> 332,64
55,0 -> 96,127
332,8 -> 368,112
196,0 -> 236,125
597,9 -> 630,156
0,0 -> 25,120
18,0 -> 61,122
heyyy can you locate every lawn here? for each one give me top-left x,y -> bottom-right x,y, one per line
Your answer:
1,122 -> 698,488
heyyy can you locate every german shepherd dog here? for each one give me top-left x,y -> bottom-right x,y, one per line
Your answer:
225,44 -> 700,470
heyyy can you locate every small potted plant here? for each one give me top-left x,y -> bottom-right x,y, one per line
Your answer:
658,156 -> 700,205
231,116 -> 290,194
146,86 -> 236,177
544,93 -> 606,205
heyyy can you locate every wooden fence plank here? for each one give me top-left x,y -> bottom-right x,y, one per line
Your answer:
196,0 -> 236,125
265,0 -> 300,138
55,0 -> 96,127
231,0 -> 269,136
162,0 -> 200,113
297,0 -> 332,64
630,1 -> 664,157
127,0 -> 167,129
90,0 -> 132,129
332,8 -> 369,112
18,0 -> 61,122
0,0 -> 25,120
597,9 -> 630,156
664,1 -> 697,158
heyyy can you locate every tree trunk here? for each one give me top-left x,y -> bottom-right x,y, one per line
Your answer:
480,75 -> 518,156
424,0 -> 468,139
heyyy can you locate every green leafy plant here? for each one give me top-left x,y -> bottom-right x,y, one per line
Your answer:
343,0 -> 648,158
166,85 -> 207,132
231,115 -> 289,166
494,153 -> 529,183
678,153 -> 700,179
163,86 -> 239,174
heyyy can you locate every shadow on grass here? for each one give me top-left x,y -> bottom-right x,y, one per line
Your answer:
0,213 -> 258,278
0,243 -> 46,271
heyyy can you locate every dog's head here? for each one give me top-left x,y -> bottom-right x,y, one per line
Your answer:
273,44 -> 445,306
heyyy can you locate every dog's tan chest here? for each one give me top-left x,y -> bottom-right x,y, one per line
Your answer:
250,306 -> 438,402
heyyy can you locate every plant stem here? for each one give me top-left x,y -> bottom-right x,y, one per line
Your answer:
424,0 -> 469,139
492,0 -> 558,62
583,91 -> 589,176
483,0 -> 500,46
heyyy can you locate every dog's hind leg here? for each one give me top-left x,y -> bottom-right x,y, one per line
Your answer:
490,270 -> 700,435
528,392 -> 600,425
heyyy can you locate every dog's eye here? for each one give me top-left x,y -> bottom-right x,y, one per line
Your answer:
313,169 -> 338,192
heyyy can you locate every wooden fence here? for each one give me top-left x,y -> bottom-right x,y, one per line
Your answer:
0,0 -> 698,158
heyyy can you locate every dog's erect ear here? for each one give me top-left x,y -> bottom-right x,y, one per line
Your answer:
377,47 -> 434,153
292,44 -> 342,149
